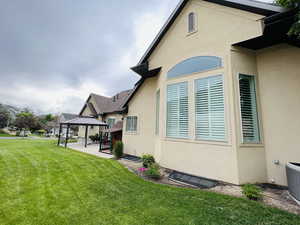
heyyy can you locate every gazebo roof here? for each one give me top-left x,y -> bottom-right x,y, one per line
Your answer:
61,117 -> 107,126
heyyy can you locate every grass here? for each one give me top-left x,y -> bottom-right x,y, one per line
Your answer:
0,133 -> 15,137
0,140 -> 299,225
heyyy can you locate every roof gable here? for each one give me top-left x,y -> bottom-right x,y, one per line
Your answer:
80,90 -> 133,116
137,0 -> 285,65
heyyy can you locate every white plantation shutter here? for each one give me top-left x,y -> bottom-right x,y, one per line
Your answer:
167,82 -> 188,138
195,75 -> 225,141
239,74 -> 260,143
126,116 -> 137,132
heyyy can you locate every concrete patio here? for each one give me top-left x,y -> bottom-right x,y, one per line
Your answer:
67,142 -> 113,159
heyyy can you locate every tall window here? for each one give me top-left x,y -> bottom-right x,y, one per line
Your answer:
155,90 -> 160,135
188,12 -> 196,33
126,116 -> 137,132
239,74 -> 260,143
167,82 -> 188,138
195,75 -> 225,141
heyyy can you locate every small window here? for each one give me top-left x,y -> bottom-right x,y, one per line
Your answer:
107,118 -> 116,128
166,82 -> 189,138
188,12 -> 196,33
239,74 -> 260,143
126,116 -> 137,132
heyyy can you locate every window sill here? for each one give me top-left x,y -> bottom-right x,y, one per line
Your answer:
125,131 -> 138,135
239,143 -> 264,148
164,137 -> 231,147
186,30 -> 197,36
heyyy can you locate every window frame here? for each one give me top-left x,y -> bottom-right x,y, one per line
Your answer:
194,74 -> 226,142
187,12 -> 197,34
166,81 -> 189,139
237,73 -> 262,145
155,89 -> 160,135
125,116 -> 138,133
107,118 -> 116,129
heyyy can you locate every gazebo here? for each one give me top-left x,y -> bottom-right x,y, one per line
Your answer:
58,117 -> 108,148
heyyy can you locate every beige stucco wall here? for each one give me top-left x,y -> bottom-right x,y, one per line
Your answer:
123,0 -> 266,184
257,44 -> 300,186
123,77 -> 157,157
230,48 -> 268,184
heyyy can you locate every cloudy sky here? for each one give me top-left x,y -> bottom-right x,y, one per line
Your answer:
0,0 -> 180,114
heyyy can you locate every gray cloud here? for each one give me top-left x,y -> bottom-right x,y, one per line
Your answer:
0,0 -> 180,113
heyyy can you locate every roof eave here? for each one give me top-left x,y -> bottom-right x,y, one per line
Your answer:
233,9 -> 299,50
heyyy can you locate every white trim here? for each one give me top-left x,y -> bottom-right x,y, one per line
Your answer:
237,73 -> 263,145
125,116 -> 138,134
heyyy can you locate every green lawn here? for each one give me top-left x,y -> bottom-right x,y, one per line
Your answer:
0,140 -> 299,225
0,133 -> 15,137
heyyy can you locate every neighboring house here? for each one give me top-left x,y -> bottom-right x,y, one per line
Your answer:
50,113 -> 78,136
122,0 -> 300,186
78,90 -> 132,137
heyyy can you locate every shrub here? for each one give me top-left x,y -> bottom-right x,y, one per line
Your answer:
144,163 -> 161,180
89,134 -> 99,142
36,129 -> 46,136
141,154 -> 155,168
113,141 -> 123,159
242,184 -> 262,201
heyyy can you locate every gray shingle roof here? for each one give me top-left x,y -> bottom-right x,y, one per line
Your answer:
62,117 -> 107,126
61,113 -> 78,122
90,89 -> 133,115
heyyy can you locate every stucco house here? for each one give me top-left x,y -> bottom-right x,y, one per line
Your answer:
122,0 -> 300,186
78,90 -> 132,137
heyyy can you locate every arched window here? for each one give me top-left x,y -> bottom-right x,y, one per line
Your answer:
167,56 -> 222,79
188,12 -> 196,33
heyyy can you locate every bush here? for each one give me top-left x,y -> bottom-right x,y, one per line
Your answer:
242,184 -> 262,201
113,141 -> 123,159
144,163 -> 161,180
36,129 -> 46,136
89,134 -> 99,142
141,154 -> 155,168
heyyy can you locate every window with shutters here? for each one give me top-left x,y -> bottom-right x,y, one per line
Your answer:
126,116 -> 137,132
188,12 -> 196,33
166,82 -> 189,138
155,90 -> 160,135
239,74 -> 260,143
195,75 -> 225,141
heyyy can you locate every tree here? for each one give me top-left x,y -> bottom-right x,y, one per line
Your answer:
14,112 -> 41,131
45,114 -> 55,122
0,108 -> 11,128
276,0 -> 300,38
